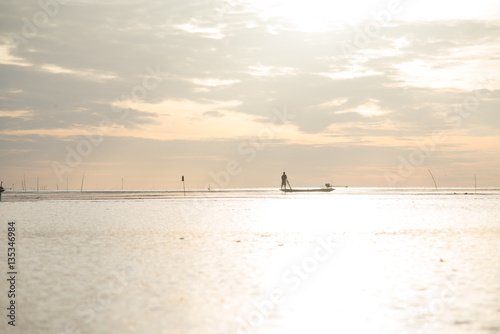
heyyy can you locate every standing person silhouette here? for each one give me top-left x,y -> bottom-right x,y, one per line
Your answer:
281,172 -> 287,189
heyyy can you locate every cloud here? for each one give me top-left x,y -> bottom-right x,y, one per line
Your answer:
1,1 -> 499,187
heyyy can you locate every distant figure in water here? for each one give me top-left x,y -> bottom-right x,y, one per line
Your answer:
281,172 -> 287,189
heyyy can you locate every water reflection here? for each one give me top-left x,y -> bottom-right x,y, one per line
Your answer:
1,190 -> 499,333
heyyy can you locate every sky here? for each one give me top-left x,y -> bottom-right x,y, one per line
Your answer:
0,0 -> 499,190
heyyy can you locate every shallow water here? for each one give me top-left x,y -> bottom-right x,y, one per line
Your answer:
1,188 -> 499,334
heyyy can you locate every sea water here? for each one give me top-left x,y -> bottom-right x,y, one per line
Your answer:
0,188 -> 499,334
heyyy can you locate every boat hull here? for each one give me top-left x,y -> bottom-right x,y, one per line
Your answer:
280,188 -> 334,193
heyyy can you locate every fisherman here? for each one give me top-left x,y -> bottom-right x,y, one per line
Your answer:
281,172 -> 287,189
0,181 -> 4,202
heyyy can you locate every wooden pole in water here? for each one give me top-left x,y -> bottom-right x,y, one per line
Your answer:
428,169 -> 437,190
182,175 -> 185,196
80,173 -> 85,192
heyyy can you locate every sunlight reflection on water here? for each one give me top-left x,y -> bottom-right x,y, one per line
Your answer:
1,189 -> 499,334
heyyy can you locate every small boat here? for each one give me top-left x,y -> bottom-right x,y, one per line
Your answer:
280,183 -> 334,193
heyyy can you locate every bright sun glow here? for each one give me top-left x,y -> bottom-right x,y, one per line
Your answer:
237,0 -> 500,32
245,0 -> 377,31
